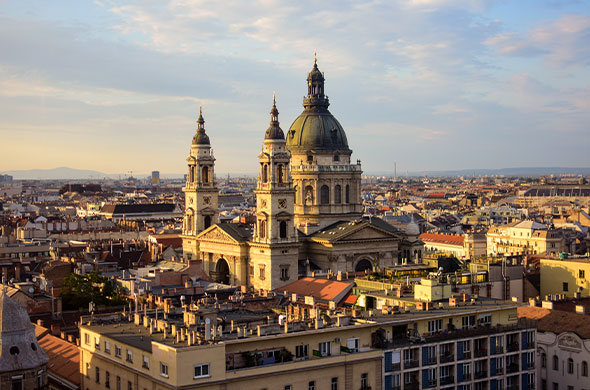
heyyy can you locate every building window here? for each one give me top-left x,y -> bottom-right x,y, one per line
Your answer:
127,381 -> 132,390
309,381 -> 315,390
84,333 -> 90,345
142,355 -> 150,369
345,184 -> 350,203
563,282 -> 569,292
361,373 -> 368,389
11,375 -> 23,390
259,265 -> 265,280
582,361 -> 588,376
428,319 -> 442,334
542,352 -> 546,368
296,344 -> 309,359
320,185 -> 330,204
96,367 -> 100,383
580,269 -> 585,278
37,370 -> 43,388
346,338 -> 359,353
285,386 -> 292,390
115,345 -> 121,358
280,266 -> 289,281
106,371 -> 110,388
553,383 -> 558,390
160,362 -> 169,378
568,358 -> 574,374
104,341 -> 111,354
116,376 -> 121,390
194,364 -> 210,378
553,355 -> 559,370
331,377 -> 338,390
319,341 -> 331,356
95,336 -> 100,349
334,185 -> 342,204
126,349 -> 133,362
280,221 -> 287,238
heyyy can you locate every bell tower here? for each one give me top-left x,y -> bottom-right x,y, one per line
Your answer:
249,96 -> 300,291
182,107 -> 219,260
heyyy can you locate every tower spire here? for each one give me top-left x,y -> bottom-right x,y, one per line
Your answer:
314,49 -> 317,65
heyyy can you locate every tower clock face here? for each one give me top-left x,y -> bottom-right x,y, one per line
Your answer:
278,199 -> 287,209
203,196 -> 211,205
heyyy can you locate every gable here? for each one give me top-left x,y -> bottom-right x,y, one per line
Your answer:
341,225 -> 397,241
196,225 -> 240,244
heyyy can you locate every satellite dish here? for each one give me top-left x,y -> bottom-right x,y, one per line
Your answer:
32,277 -> 37,282
28,287 -> 34,294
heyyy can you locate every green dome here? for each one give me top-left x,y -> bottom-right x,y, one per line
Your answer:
287,111 -> 349,153
286,61 -> 350,153
192,108 -> 210,145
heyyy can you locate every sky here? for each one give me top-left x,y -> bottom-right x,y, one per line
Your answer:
0,0 -> 589,177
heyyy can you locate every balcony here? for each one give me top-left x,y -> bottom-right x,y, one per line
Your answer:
506,386 -> 519,390
475,349 -> 488,358
459,351 -> 472,360
492,346 -> 504,354
459,374 -> 471,382
404,360 -> 419,369
475,370 -> 488,379
493,368 -> 504,375
391,363 -> 401,371
507,343 -> 520,352
424,356 -> 437,366
423,380 -> 437,389
404,383 -> 419,390
507,363 -> 519,374
440,376 -> 454,386
291,163 -> 362,173
440,354 -> 455,363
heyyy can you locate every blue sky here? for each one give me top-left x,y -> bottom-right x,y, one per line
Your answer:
0,0 -> 589,176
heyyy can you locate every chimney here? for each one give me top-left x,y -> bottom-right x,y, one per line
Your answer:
541,300 -> 554,310
205,318 -> 211,341
576,305 -> 586,314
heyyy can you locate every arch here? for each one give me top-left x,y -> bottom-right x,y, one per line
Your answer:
320,185 -> 330,205
582,361 -> 588,377
568,358 -> 574,374
345,184 -> 350,204
189,165 -> 195,182
333,153 -> 340,162
280,221 -> 287,239
355,259 -> 373,273
213,258 -> 230,284
262,164 -> 268,183
202,166 -> 209,184
185,208 -> 195,233
334,185 -> 342,204
541,351 -> 547,368
553,355 -> 559,370
259,220 -> 267,239
204,215 -> 212,229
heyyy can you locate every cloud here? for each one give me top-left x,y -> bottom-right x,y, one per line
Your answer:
485,14 -> 590,68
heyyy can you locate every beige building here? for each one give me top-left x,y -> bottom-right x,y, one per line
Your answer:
540,256 -> 590,298
487,220 -> 565,257
420,232 -> 487,260
181,61 -> 421,291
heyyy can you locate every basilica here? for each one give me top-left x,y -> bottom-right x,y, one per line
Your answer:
181,59 -> 422,291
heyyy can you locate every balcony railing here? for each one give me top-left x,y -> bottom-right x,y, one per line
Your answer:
494,368 -> 504,375
404,360 -> 419,369
391,363 -> 401,371
507,343 -> 520,352
493,346 -> 504,354
475,349 -> 488,358
424,356 -> 437,366
506,385 -> 519,390
459,351 -> 472,360
475,370 -> 488,379
440,354 -> 455,363
507,363 -> 519,373
440,376 -> 454,386
404,383 -> 419,390
423,380 -> 437,389
459,373 -> 472,382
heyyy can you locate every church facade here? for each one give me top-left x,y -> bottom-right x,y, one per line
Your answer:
181,60 -> 421,291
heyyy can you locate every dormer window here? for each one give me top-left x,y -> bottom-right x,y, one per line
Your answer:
333,154 -> 339,162
307,155 -> 313,163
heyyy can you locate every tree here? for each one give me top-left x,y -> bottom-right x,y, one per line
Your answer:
60,271 -> 126,310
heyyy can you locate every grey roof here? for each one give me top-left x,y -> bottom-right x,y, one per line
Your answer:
215,223 -> 252,242
309,216 -> 404,242
523,186 -> 590,197
0,287 -> 48,372
101,203 -> 178,215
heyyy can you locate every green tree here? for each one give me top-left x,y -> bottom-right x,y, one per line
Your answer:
60,271 -> 126,310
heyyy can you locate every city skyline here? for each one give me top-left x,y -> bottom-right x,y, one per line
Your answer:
1,0 -> 589,175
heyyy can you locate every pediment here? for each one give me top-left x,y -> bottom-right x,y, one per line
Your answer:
196,225 -> 239,244
341,225 -> 397,241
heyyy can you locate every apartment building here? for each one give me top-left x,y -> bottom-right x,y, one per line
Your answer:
487,221 -> 565,257
540,256 -> 590,298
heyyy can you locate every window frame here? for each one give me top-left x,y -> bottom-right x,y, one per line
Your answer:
194,363 -> 210,379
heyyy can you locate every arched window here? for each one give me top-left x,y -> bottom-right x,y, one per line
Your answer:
541,352 -> 547,368
277,164 -> 284,183
259,220 -> 266,239
320,185 -> 330,205
307,155 -> 313,163
202,166 -> 209,184
262,164 -> 268,183
189,165 -> 195,182
294,186 -> 300,204
582,361 -> 588,376
568,358 -> 574,374
279,221 -> 287,239
553,355 -> 559,370
204,216 -> 211,229
334,185 -> 342,204
333,153 -> 339,162
345,184 -> 350,204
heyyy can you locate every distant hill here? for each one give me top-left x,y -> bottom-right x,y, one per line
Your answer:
369,167 -> 590,177
1,167 -> 111,180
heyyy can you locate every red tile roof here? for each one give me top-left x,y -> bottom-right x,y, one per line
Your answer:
518,306 -> 590,339
279,277 -> 353,304
35,325 -> 80,387
419,232 -> 464,246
